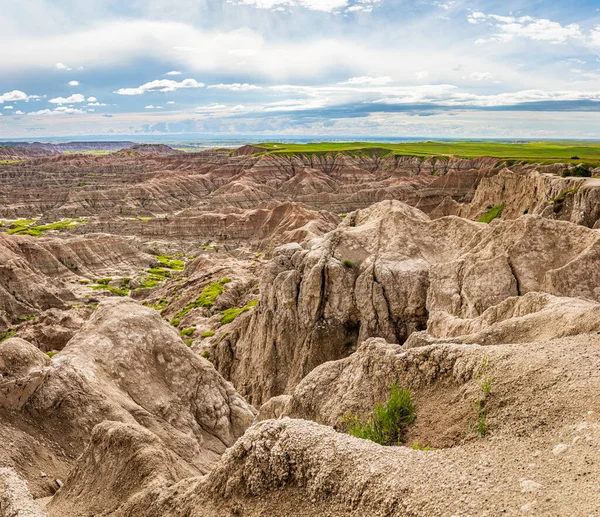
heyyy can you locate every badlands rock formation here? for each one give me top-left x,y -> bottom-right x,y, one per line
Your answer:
1,146 -> 600,516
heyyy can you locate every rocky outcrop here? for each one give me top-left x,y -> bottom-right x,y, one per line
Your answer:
0,233 -> 153,323
456,167 -> 600,228
0,298 -> 255,499
26,299 -> 255,474
215,199 -> 600,404
0,338 -> 50,409
213,201 -> 482,403
48,421 -> 196,517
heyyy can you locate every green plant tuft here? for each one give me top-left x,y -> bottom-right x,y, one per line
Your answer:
343,383 -> 416,445
477,204 -> 504,224
220,300 -> 258,325
468,358 -> 495,438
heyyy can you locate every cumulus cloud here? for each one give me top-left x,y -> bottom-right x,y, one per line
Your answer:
0,90 -> 40,103
87,102 -> 107,106
468,12 -> 583,45
48,93 -> 86,104
207,83 -> 261,91
55,62 -> 71,70
87,96 -> 97,102
166,101 -> 176,104
68,80 -> 80,86
144,105 -> 164,109
15,111 -> 24,115
165,70 -> 182,75
3,106 -> 14,110
115,78 -> 204,95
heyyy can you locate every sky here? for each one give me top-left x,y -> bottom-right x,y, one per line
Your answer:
2,0 -> 600,139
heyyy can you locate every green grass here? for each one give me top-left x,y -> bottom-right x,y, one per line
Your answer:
343,383 -> 416,445
201,330 -> 216,338
553,188 -> 579,203
179,327 -> 196,337
46,351 -> 57,358
253,141 -> 600,165
136,259 -> 183,291
412,441 -> 434,451
156,254 -> 185,270
1,218 -> 87,237
143,298 -> 169,311
477,204 -> 504,224
170,278 -> 232,326
0,329 -> 16,343
220,299 -> 258,325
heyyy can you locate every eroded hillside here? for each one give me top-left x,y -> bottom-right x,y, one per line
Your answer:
1,145 -> 600,516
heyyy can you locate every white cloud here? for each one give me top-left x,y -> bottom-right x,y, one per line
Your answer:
340,76 -> 394,85
195,103 -> 228,113
87,96 -> 97,102
590,26 -> 600,49
468,12 -> 584,45
415,71 -> 429,79
15,111 -> 24,115
434,1 -> 456,9
207,83 -> 261,91
3,106 -> 14,110
0,90 -> 40,103
115,78 -> 204,95
55,62 -> 71,70
87,102 -> 107,106
48,93 -> 86,104
28,106 -> 86,116
165,70 -> 182,75
236,0 -> 346,12
166,101 -> 175,104
144,105 -> 164,109
68,80 -> 80,86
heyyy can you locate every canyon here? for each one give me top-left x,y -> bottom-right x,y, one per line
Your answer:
1,143 -> 600,516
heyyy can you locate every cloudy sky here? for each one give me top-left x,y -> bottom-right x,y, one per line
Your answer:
2,0 -> 600,138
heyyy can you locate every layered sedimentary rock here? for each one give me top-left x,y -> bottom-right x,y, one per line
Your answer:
0,299 -> 255,498
0,232 -> 152,322
214,199 -> 600,404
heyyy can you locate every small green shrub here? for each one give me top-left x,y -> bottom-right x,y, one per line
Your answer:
179,327 -> 195,337
95,278 -> 112,285
342,259 -> 354,268
562,163 -> 591,177
201,330 -> 215,338
201,350 -> 211,359
477,204 -> 504,224
46,351 -> 57,358
343,383 -> 416,445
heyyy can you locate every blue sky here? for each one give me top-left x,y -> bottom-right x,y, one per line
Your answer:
2,0 -> 600,138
